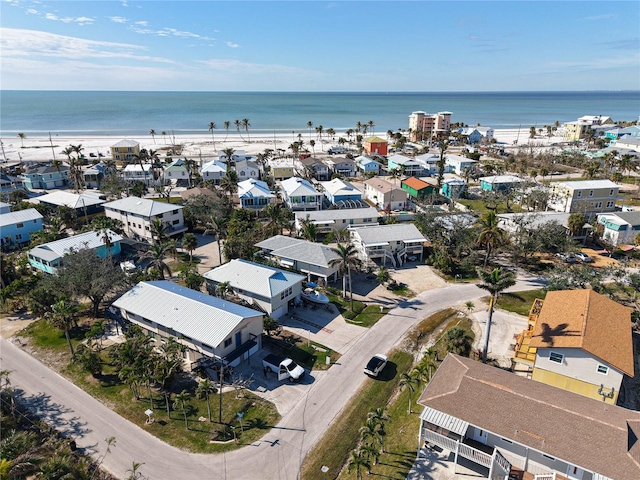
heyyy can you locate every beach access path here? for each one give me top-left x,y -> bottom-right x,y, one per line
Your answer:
0,270 -> 546,480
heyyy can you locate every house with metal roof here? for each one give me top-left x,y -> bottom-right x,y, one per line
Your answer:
350,223 -> 426,267
294,207 -> 380,234
162,159 -> 189,186
0,208 -> 43,248
123,163 -> 156,187
103,196 -> 186,242
295,157 -> 330,181
201,160 -> 227,185
255,235 -> 341,283
445,154 -> 477,175
82,161 -> 114,189
203,259 -> 305,319
235,159 -> 260,182
512,289 -> 633,405
28,229 -> 122,274
0,202 -> 10,214
547,179 -> 620,216
280,177 -> 323,211
387,154 -> 425,177
479,175 -> 525,192
363,136 -> 388,156
440,178 -> 467,199
324,157 -> 355,178
596,210 -> 640,247
110,139 -> 140,164
112,281 -> 264,369
22,165 -> 70,190
319,178 -> 362,205
355,156 -> 381,176
267,157 -> 296,180
497,211 -> 592,242
237,179 -> 276,210
417,353 -> 640,480
34,191 -> 106,219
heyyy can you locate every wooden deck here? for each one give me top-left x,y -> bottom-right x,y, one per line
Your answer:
509,467 -> 569,480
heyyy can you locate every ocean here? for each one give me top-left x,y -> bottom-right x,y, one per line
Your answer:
0,91 -> 638,138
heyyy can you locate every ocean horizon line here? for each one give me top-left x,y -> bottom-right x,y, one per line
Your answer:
2,89 -> 639,94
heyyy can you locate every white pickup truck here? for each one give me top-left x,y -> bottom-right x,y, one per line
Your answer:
262,354 -> 305,382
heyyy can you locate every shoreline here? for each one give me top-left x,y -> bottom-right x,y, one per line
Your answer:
1,128 -> 567,165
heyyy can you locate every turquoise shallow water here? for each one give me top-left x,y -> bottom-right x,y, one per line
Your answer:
0,90 -> 638,137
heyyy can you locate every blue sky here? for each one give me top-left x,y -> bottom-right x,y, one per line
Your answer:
1,0 -> 639,91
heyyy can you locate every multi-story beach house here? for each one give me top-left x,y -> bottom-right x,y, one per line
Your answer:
512,289 -> 633,405
28,229 -> 122,275
296,157 -> 330,181
255,235 -> 341,284
235,159 -> 260,182
362,136 -> 388,156
22,165 -> 70,190
479,175 -> 525,192
82,161 -> 113,189
362,178 -> 408,211
203,259 -> 305,319
122,164 -> 156,187
408,111 -> 452,142
440,178 -> 467,199
417,353 -> 640,480
563,115 -> 614,142
319,178 -> 362,205
268,157 -> 296,180
445,154 -> 477,175
34,191 -> 106,220
401,177 -> 437,199
280,177 -> 323,211
387,154 -> 424,177
547,179 -> 620,216
162,159 -> 189,185
293,207 -> 380,235
0,208 -> 43,249
457,126 -> 495,144
200,160 -> 227,185
596,210 -> 640,247
103,196 -> 186,242
324,157 -> 355,178
350,223 -> 426,267
110,140 -> 140,164
112,281 -> 264,369
414,153 -> 440,176
497,212 -> 592,243
237,179 -> 276,210
355,156 -> 381,176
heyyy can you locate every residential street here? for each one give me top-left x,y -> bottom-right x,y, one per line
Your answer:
1,278 -> 542,480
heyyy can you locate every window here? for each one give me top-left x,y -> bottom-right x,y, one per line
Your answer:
157,214 -> 163,219
172,219 -> 180,225
588,190 -> 594,197
595,202 -> 602,208
549,352 -> 564,364
577,191 -> 582,198
224,338 -> 233,348
15,234 -> 22,240
500,438 -> 513,444
597,365 -> 609,375
606,201 -> 614,208
609,189 -> 614,196
16,223 -> 24,228
542,454 -> 556,461
172,209 -> 178,214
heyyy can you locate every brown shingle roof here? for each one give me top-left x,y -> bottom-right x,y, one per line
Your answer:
418,354 -> 640,480
529,289 -> 633,376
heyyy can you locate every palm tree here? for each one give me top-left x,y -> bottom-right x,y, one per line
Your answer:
436,140 -> 448,189
47,299 -> 78,357
173,390 -> 191,430
475,268 -> 516,363
224,121 -> 231,141
17,133 -> 26,148
306,121 -> 313,143
567,212 -> 587,237
141,243 -> 172,279
367,120 -> 375,136
262,203 -> 290,236
149,218 -> 169,244
204,214 -> 227,264
161,131 -> 167,144
477,211 -> 507,269
399,372 -> 420,413
347,449 -> 370,480
443,326 -> 474,357
376,266 -> 391,286
215,281 -> 230,299
208,121 -> 217,150
149,129 -> 156,144
220,170 -> 238,199
298,215 -> 318,242
315,125 -> 324,148
196,379 -> 216,422
329,242 -> 362,310
234,119 -> 243,141
221,147 -> 236,169
241,118 -> 251,142
182,233 -> 198,264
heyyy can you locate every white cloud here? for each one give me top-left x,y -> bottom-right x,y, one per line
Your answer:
110,16 -> 128,24
0,27 -> 174,64
45,13 -> 94,25
26,8 -> 38,15
197,58 -> 317,76
226,41 -> 239,48
129,23 -> 214,41
134,21 -> 148,26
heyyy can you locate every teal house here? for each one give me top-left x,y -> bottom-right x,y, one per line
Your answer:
28,229 -> 122,274
441,179 -> 467,199
479,175 -> 525,192
0,208 -> 43,249
23,165 -> 70,190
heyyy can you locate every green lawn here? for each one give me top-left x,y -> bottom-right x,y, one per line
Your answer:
262,333 -> 340,371
495,289 -> 547,316
327,290 -> 390,327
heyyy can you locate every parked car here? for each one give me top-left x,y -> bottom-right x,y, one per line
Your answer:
575,252 -> 592,263
555,253 -> 576,263
364,354 -> 388,377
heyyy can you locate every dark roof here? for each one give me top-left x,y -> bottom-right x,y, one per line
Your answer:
418,354 -> 640,480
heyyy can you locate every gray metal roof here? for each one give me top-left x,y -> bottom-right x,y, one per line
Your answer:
36,191 -> 106,209
255,235 -> 340,267
351,224 -> 427,245
237,179 -> 274,199
28,229 -> 122,259
295,207 -> 380,222
103,196 -> 183,216
203,259 -> 305,298
0,208 -> 42,228
420,406 -> 469,436
112,281 -> 263,349
281,177 -> 320,196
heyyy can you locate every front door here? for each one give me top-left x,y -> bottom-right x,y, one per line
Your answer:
235,331 -> 242,348
473,427 -> 488,445
566,465 -> 584,480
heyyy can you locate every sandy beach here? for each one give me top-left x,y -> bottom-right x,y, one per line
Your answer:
1,128 -> 568,165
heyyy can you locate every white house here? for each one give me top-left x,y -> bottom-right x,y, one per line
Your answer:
280,177 -> 323,211
255,235 -> 341,284
294,207 -> 380,234
237,179 -> 276,210
418,354 -> 640,480
445,154 -> 477,175
362,178 -> 408,211
235,159 -> 260,182
112,281 -> 264,369
319,178 -> 362,205
355,156 -> 381,176
596,210 -> 640,247
123,164 -> 156,187
201,161 -> 227,185
350,223 -> 426,267
162,159 -> 189,185
103,196 -> 186,242
203,259 -> 305,319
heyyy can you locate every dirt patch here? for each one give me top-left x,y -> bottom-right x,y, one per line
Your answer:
580,248 -> 619,268
1,313 -> 36,339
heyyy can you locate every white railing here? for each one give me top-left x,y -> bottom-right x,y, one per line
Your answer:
492,449 -> 512,478
421,428 -> 492,468
459,443 -> 492,468
533,474 -> 556,480
422,428 -> 458,452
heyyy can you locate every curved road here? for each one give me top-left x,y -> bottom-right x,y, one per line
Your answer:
1,277 -> 541,479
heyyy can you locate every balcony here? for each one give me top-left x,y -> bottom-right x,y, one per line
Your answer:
512,298 -> 544,367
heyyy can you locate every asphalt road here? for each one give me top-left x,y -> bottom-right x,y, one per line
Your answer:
2,279 -> 540,480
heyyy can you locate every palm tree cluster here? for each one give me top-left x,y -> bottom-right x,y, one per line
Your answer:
348,407 -> 390,479
329,242 -> 362,311
60,143 -> 86,192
